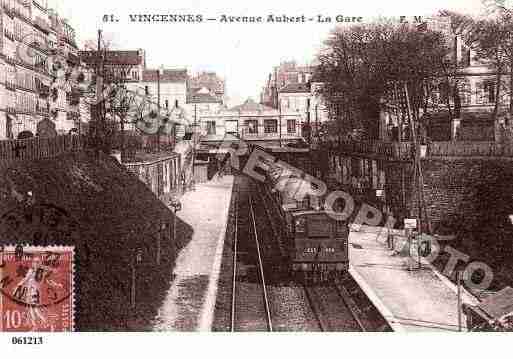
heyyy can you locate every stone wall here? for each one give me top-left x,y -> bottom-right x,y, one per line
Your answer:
328,151 -> 513,264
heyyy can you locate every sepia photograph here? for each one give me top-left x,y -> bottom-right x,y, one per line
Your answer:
1,0 -> 513,356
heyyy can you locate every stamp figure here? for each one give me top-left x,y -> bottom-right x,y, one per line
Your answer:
0,246 -> 74,332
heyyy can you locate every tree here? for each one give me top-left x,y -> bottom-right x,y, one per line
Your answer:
316,22 -> 451,142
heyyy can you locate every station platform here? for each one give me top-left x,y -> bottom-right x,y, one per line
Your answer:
349,226 -> 479,332
151,175 -> 234,331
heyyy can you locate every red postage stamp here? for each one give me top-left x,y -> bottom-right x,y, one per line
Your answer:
0,246 -> 74,332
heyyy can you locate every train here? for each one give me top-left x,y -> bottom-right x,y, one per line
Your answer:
262,159 -> 350,282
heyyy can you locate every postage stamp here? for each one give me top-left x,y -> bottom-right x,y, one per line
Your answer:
0,246 -> 75,332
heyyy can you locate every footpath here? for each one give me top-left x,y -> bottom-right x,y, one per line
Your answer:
151,175 -> 234,331
349,226 -> 479,332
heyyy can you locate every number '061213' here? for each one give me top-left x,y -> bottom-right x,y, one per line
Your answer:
11,337 -> 44,345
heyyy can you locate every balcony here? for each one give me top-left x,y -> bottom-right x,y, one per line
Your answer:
29,40 -> 50,56
2,4 -> 14,18
5,55 -> 17,65
13,7 -> 32,25
67,52 -> 80,66
38,84 -> 50,98
34,17 -> 50,34
4,30 -> 15,42
16,82 -> 36,93
5,82 -> 16,91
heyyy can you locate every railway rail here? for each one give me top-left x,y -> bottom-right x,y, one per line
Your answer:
230,185 -> 273,332
228,175 -> 391,332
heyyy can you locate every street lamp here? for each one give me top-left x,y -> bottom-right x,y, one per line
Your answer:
169,196 -> 182,246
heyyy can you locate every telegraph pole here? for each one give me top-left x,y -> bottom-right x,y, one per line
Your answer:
157,69 -> 161,152
403,82 -> 431,235
306,98 -> 312,145
279,99 -> 283,147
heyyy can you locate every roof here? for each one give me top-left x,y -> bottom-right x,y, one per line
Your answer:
79,50 -> 144,66
187,92 -> 222,104
228,98 -> 275,113
142,69 -> 188,82
279,82 -> 311,94
188,72 -> 225,94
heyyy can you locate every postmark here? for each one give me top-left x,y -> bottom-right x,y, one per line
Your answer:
0,246 -> 74,332
0,203 -> 81,246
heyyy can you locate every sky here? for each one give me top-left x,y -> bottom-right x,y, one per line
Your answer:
48,0 -> 496,106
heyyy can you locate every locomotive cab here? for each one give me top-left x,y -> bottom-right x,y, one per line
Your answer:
290,211 -> 349,277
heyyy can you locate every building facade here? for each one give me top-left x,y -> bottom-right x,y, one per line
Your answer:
261,60 -> 314,109
200,98 -> 303,143
139,68 -> 188,111
188,71 -> 225,104
186,87 -> 223,132
0,0 -> 88,140
380,16 -> 512,142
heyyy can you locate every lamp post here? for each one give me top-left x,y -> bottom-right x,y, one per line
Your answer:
169,196 -> 182,247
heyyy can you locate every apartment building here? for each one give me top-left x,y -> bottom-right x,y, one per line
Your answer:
0,0 -> 88,139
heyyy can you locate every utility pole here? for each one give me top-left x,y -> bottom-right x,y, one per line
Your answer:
93,29 -> 104,157
315,104 -> 319,145
279,98 -> 282,147
403,82 -> 431,235
306,98 -> 312,145
157,68 -> 161,152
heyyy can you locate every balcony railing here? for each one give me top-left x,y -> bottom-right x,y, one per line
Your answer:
4,30 -> 15,42
5,81 -> 16,91
13,7 -> 32,25
34,17 -> 50,34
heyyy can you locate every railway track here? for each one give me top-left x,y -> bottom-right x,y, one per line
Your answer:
303,278 -> 392,332
227,175 -> 391,332
303,284 -> 365,332
230,186 -> 273,332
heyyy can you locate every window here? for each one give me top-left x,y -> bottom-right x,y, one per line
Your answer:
484,82 -> 495,103
461,45 -> 471,67
245,120 -> 258,134
438,83 -> 449,103
264,119 -> 278,133
459,81 -> 471,105
206,121 -> 216,135
287,119 -> 296,134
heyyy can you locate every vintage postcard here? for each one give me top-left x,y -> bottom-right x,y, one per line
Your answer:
1,0 -> 513,356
